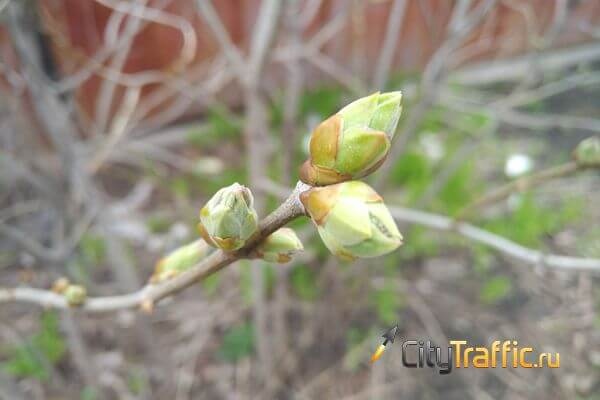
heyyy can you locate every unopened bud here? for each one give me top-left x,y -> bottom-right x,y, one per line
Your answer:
150,240 -> 209,283
251,228 -> 303,263
64,285 -> 87,307
574,136 -> 600,167
300,91 -> 402,186
198,183 -> 259,251
51,277 -> 70,294
300,181 -> 402,261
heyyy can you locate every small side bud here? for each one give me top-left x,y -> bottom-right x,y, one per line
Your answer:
140,299 -> 154,314
300,181 -> 402,261
300,92 -> 402,186
51,277 -> 70,294
251,228 -> 304,263
574,136 -> 600,167
64,285 -> 87,307
198,183 -> 259,251
150,240 -> 209,284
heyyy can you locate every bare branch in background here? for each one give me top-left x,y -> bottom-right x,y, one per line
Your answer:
375,0 -> 499,186
456,161 -> 583,220
196,0 -> 246,80
389,206 -> 600,272
241,0 -> 283,389
372,0 -> 407,89
450,42 -> 600,86
0,182 -> 309,312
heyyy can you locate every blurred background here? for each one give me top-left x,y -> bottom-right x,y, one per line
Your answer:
1,0 -> 600,399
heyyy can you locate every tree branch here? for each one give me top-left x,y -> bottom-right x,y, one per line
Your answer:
0,182 -> 309,312
456,161 -> 582,220
389,206 -> 600,272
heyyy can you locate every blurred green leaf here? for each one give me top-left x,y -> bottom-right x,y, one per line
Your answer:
201,273 -> 221,297
127,369 -> 147,395
170,177 -> 191,199
453,110 -> 492,132
300,87 -> 343,118
399,226 -> 439,259
390,151 -> 433,202
187,107 -> 240,148
205,168 -> 246,195
239,260 -> 253,304
218,323 -> 254,362
484,194 -> 582,247
370,284 -> 402,325
480,276 -> 512,304
437,161 -> 477,215
146,215 -> 171,234
343,327 -> 370,371
80,387 -> 98,400
418,106 -> 446,133
3,312 -> 66,381
290,265 -> 318,301
79,234 -> 105,265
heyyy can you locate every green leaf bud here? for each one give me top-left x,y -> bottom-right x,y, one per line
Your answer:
150,240 -> 210,283
198,183 -> 259,251
300,181 -> 402,261
251,227 -> 303,263
300,91 -> 402,186
574,136 -> 600,167
64,285 -> 87,307
51,277 -> 70,294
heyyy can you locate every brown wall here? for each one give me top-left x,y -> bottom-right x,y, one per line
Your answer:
4,0 -> 600,131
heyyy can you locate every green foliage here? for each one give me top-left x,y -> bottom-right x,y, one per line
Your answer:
484,194 -> 581,247
479,276 -> 513,304
3,312 -> 66,381
218,323 -> 254,362
204,167 -> 247,195
79,234 -> 106,265
386,71 -> 421,91
300,87 -> 343,118
290,265 -> 318,301
345,326 -> 368,348
186,107 -> 241,148
471,245 -> 494,275
239,260 -> 253,303
370,283 -> 403,325
67,234 -> 106,283
390,151 -> 433,202
80,387 -> 98,400
170,177 -> 191,199
127,369 -> 147,395
452,110 -> 493,133
201,273 -> 221,297
343,327 -> 370,371
436,161 -> 478,215
399,226 -> 439,260
417,106 -> 446,133
146,215 -> 171,234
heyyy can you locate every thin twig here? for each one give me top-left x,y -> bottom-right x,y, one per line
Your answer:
372,0 -> 407,89
456,161 -> 582,220
258,179 -> 600,272
389,206 -> 600,272
0,182 -> 309,312
196,0 -> 245,81
375,0 -> 498,187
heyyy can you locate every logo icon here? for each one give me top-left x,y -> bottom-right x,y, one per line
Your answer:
370,324 -> 398,363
